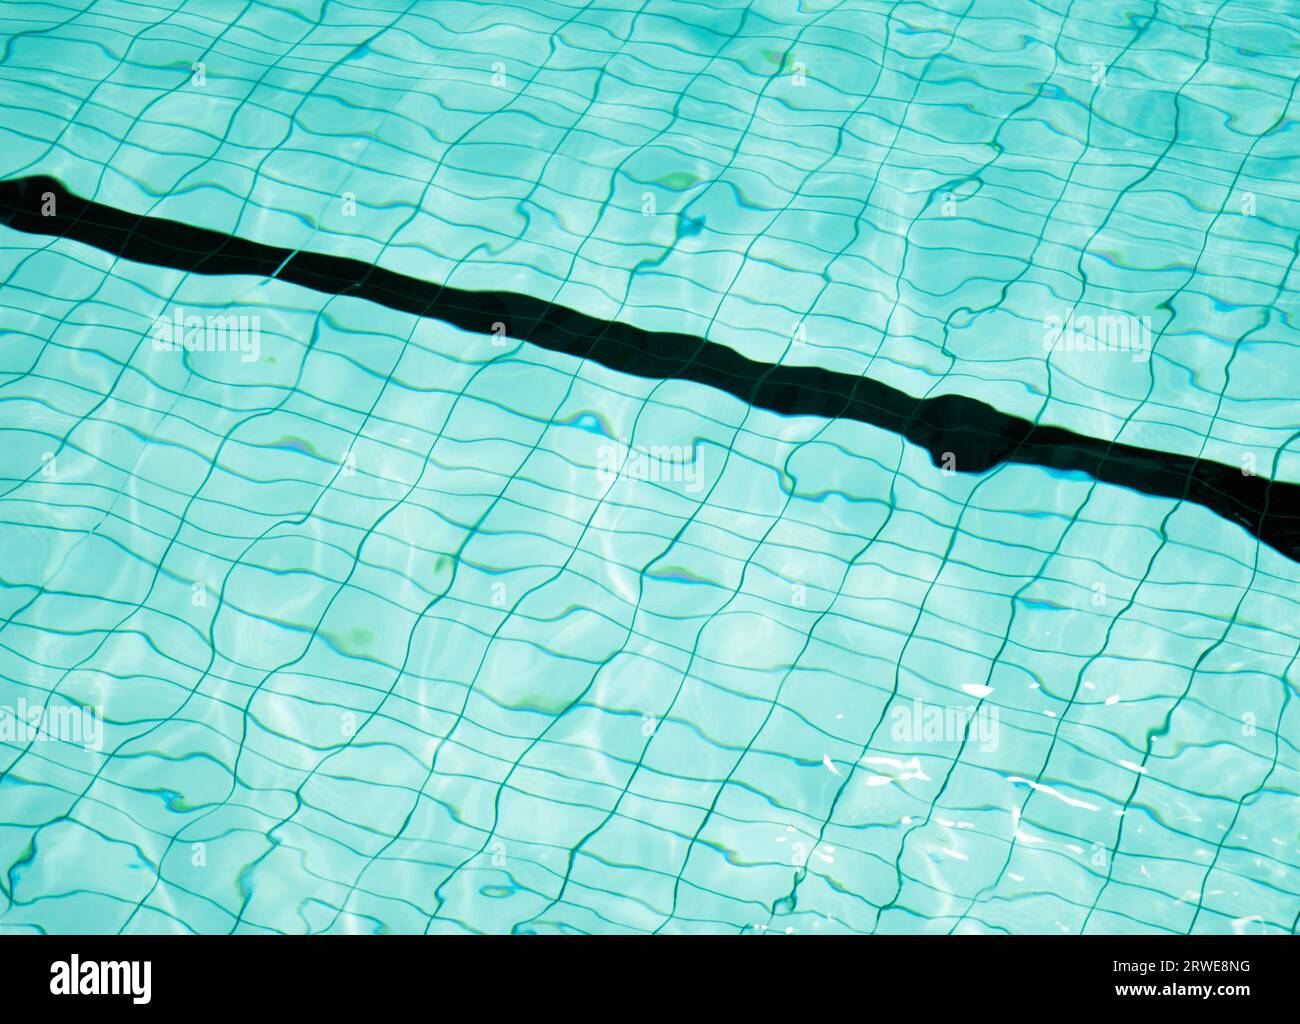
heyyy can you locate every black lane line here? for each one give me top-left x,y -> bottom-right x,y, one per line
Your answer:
3,174 -> 1297,564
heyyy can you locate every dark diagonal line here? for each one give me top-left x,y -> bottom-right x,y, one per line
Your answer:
3,174 -> 1297,564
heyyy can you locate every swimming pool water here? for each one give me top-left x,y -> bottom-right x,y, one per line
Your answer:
0,0 -> 1297,934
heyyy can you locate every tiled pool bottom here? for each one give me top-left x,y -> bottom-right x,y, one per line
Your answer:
1,251 -> 1295,934
0,0 -> 1298,934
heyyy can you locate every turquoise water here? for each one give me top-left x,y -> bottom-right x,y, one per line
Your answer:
0,0 -> 1298,934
